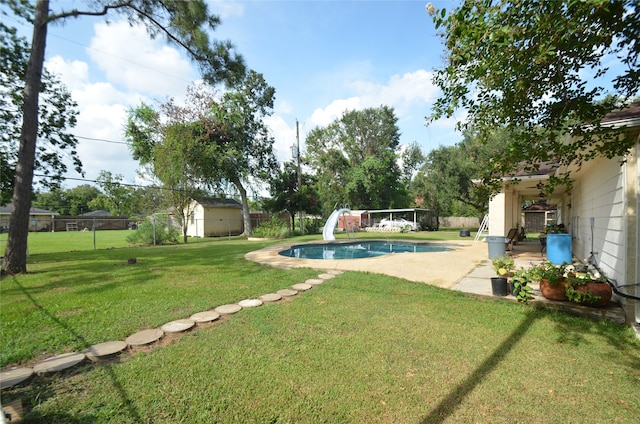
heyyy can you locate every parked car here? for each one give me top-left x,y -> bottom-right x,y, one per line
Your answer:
379,218 -> 417,231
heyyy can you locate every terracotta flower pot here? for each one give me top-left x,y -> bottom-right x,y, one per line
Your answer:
573,281 -> 613,306
539,278 -> 567,301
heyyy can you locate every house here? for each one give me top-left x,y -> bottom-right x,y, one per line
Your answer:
487,103 -> 640,324
184,198 -> 243,237
0,204 -> 58,232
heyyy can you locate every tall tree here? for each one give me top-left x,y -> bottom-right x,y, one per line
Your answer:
126,102 -> 207,243
2,0 -> 244,274
427,0 -> 640,195
412,129 -> 505,219
0,22 -> 80,205
89,171 -> 136,216
202,70 -> 279,236
305,106 -> 409,215
400,141 -> 425,188
127,75 -> 278,238
264,162 -> 321,230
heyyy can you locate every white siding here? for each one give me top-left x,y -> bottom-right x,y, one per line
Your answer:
185,201 -> 205,237
571,156 -> 626,284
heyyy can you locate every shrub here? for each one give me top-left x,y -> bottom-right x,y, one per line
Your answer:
126,218 -> 180,245
252,216 -> 289,239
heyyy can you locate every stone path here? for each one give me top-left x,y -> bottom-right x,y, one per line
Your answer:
0,269 -> 344,390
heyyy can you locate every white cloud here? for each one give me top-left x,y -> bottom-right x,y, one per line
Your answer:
348,70 -> 439,115
306,69 -> 439,130
265,115 -> 297,165
309,97 -> 362,128
45,56 -> 90,90
87,21 -> 195,98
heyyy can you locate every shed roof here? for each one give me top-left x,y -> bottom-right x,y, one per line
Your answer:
193,197 -> 242,208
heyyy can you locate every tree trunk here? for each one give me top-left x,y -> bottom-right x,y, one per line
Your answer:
2,0 -> 49,275
182,217 -> 188,244
231,178 -> 252,237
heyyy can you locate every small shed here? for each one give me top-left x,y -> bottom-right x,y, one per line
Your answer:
184,198 -> 243,237
522,201 -> 557,233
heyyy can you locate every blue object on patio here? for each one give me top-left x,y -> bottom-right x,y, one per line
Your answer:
546,233 -> 572,264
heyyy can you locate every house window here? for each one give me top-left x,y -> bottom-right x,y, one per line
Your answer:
190,211 -> 195,224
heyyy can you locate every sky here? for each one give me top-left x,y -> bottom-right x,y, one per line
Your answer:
6,0 -> 463,194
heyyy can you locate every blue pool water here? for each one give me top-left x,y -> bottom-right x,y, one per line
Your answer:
279,240 -> 453,260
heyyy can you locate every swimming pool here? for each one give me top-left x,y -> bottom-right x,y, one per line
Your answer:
278,240 -> 453,260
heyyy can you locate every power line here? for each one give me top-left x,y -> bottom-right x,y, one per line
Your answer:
32,173 -> 244,199
75,135 -> 128,145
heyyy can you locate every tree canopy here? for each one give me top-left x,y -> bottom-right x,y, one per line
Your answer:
0,22 -> 81,204
126,97 -> 210,242
126,73 -> 278,238
412,129 -> 509,218
263,162 -> 321,231
427,0 -> 640,194
305,106 -> 410,215
33,184 -> 100,216
205,70 -> 279,235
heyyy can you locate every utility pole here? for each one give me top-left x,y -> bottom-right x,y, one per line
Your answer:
296,119 -> 303,233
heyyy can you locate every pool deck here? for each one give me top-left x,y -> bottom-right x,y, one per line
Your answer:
245,239 -> 488,289
245,238 -> 628,324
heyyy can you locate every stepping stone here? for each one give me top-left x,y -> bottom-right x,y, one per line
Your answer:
190,310 -> 221,323
305,278 -> 324,285
161,319 -> 195,333
291,283 -> 312,291
326,270 -> 343,275
317,273 -> 335,280
260,293 -> 282,302
0,367 -> 33,389
33,352 -> 85,375
238,299 -> 262,308
277,288 -> 298,297
215,304 -> 242,315
126,328 -> 164,347
85,341 -> 128,361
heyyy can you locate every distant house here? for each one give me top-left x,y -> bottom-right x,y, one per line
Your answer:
487,102 -> 640,324
0,204 -> 58,232
184,198 -> 243,237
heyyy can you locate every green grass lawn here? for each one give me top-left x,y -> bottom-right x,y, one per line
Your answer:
1,232 -> 639,423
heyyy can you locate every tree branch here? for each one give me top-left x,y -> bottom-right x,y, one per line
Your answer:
47,1 -> 133,22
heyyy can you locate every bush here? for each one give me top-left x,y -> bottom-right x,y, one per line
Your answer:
252,216 -> 290,239
126,218 -> 180,245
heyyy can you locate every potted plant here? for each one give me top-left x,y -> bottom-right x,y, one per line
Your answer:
565,264 -> 613,306
491,255 -> 515,296
530,261 -> 568,301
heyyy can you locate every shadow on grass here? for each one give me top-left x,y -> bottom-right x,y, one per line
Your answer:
549,311 -> 640,375
3,363 -> 143,423
420,309 -> 538,423
3,242 -> 262,297
2,279 -> 144,423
